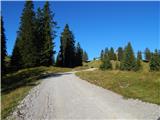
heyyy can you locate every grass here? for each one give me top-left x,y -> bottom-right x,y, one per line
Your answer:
1,66 -> 71,119
84,60 -> 102,68
76,61 -> 160,105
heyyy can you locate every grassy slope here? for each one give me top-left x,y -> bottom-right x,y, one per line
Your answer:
1,66 -> 71,119
76,60 -> 160,105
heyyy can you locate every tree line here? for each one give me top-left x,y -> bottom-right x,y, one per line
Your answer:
1,1 -> 89,75
100,42 -> 160,71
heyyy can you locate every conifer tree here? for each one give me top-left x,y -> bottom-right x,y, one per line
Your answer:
100,54 -> 112,70
58,24 -> 76,67
109,47 -> 116,60
41,1 -> 56,66
11,36 -> 23,70
83,51 -> 88,62
75,42 -> 83,66
56,51 -> 63,67
145,48 -> 151,61
11,1 -> 38,68
137,51 -> 142,60
100,50 -> 104,60
35,7 -> 44,66
117,47 -> 123,61
149,49 -> 160,71
120,42 -> 136,71
105,47 -> 109,55
1,16 -> 7,74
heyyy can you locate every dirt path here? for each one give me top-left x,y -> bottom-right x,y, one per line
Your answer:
10,72 -> 160,120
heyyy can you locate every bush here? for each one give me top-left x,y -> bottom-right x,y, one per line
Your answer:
100,55 -> 112,70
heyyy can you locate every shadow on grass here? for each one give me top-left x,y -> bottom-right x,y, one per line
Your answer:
1,68 -> 71,94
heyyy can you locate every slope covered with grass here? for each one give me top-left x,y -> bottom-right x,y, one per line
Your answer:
76,60 -> 160,105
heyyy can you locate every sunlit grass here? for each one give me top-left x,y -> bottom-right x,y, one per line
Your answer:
76,61 -> 160,105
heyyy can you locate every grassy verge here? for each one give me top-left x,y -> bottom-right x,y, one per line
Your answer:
1,66 -> 71,119
76,70 -> 160,105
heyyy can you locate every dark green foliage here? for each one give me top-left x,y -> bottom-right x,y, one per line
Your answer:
120,42 -> 137,71
40,1 -> 56,66
56,52 -> 62,67
11,1 -> 38,69
11,36 -> 23,70
58,24 -> 82,68
145,48 -> 151,61
108,47 -> 116,60
100,50 -> 104,60
75,43 -> 83,66
1,16 -> 7,74
149,49 -> 160,71
83,51 -> 88,62
105,47 -> 109,55
115,62 -> 120,70
35,7 -> 44,66
100,54 -> 112,70
137,51 -> 142,60
117,47 -> 123,61
11,1 -> 56,69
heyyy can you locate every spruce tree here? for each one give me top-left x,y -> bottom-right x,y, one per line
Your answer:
120,42 -> 136,71
56,51 -> 63,67
83,51 -> 88,62
145,48 -> 151,61
1,16 -> 7,74
12,1 -> 38,68
109,47 -> 116,60
58,24 -> 76,67
117,47 -> 123,61
137,51 -> 142,60
75,42 -> 83,66
149,49 -> 160,71
105,47 -> 109,55
41,1 -> 56,66
11,35 -> 23,70
35,7 -> 44,66
100,54 -> 112,70
100,50 -> 104,60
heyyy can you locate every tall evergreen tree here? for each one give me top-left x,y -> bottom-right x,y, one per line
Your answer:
35,7 -> 44,66
105,47 -> 109,55
100,50 -> 104,60
1,16 -> 7,74
137,51 -> 142,60
75,42 -> 83,66
120,42 -> 137,71
11,1 -> 38,68
41,1 -> 56,66
109,47 -> 116,60
58,24 -> 76,67
11,35 -> 23,70
117,47 -> 123,61
83,51 -> 88,62
149,49 -> 160,71
144,48 -> 151,61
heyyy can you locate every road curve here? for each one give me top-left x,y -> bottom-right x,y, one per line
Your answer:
10,72 -> 160,120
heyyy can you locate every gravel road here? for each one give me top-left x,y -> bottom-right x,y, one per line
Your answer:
10,72 -> 160,120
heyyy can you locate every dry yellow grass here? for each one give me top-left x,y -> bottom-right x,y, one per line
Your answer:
76,60 -> 160,105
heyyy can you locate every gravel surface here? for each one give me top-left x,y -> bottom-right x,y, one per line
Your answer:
9,72 -> 160,120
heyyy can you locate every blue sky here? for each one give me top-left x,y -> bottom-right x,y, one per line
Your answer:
1,1 -> 160,60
